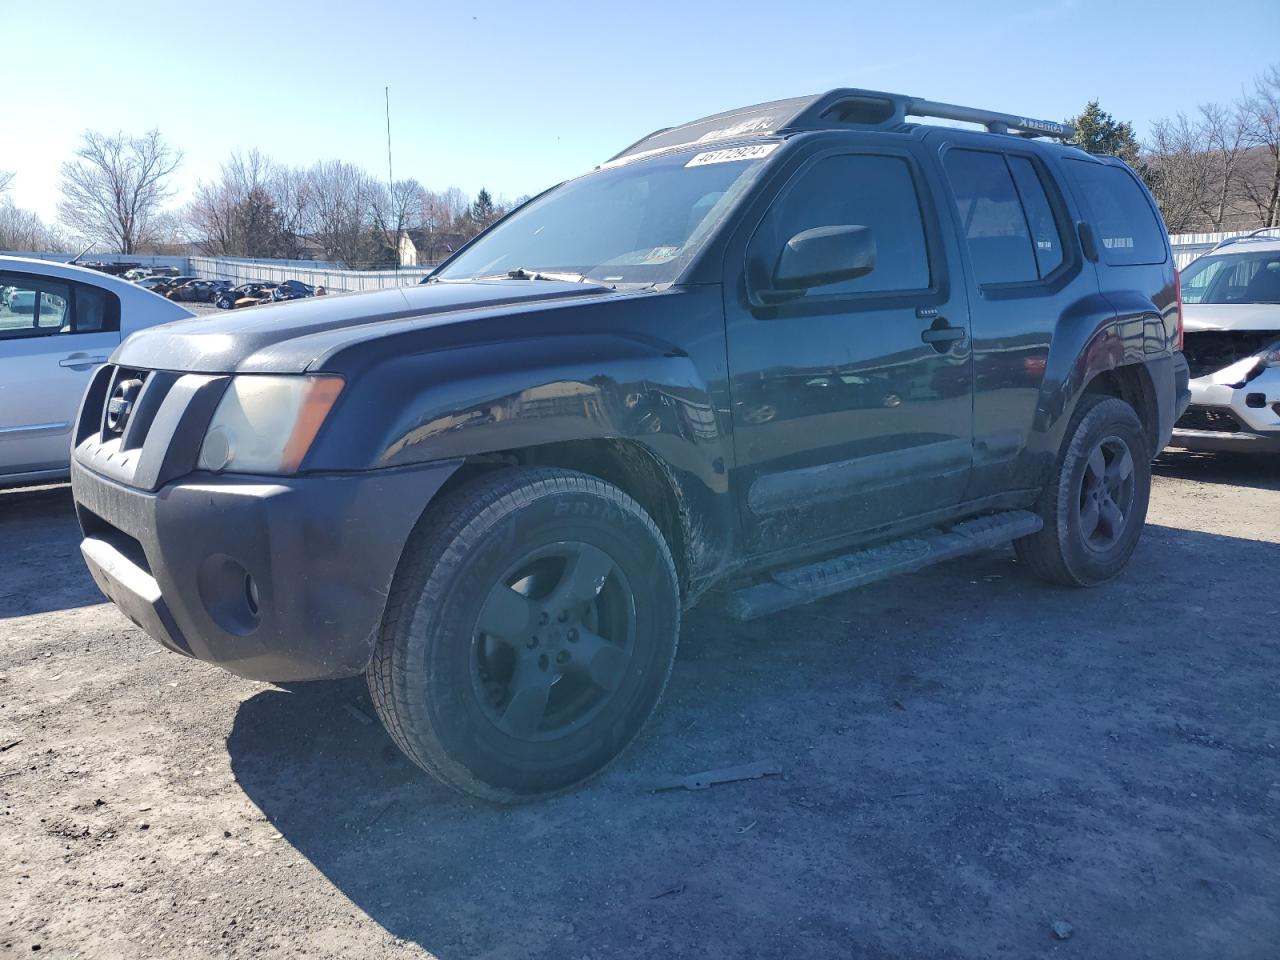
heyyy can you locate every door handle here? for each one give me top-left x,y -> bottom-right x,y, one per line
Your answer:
59,353 -> 108,368
920,326 -> 966,345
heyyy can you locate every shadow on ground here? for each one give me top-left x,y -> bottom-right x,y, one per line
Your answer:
1155,448 -> 1280,491
0,484 -> 102,617
227,523 -> 1280,960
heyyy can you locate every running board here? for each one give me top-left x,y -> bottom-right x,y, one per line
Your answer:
726,510 -> 1043,621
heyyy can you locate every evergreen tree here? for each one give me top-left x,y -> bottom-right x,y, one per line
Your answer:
470,188 -> 497,229
1066,101 -> 1141,165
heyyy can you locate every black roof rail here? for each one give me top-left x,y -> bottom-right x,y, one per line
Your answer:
605,88 -> 1075,165
1209,226 -> 1280,253
795,89 -> 1076,140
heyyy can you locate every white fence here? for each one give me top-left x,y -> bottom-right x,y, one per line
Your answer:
187,256 -> 436,292
1167,229 -> 1278,268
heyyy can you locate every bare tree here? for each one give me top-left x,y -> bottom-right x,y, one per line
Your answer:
0,201 -> 65,252
268,165 -> 311,260
1241,64 -> 1280,227
0,170 -> 13,196
368,178 -> 424,265
187,150 -> 287,258
57,130 -> 181,253
304,160 -> 376,266
1197,102 -> 1252,229
1144,114 -> 1215,233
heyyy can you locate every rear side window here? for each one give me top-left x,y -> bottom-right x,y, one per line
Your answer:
1062,159 -> 1166,265
0,273 -> 119,341
754,153 -> 931,296
1006,156 -> 1065,277
944,149 -> 1069,285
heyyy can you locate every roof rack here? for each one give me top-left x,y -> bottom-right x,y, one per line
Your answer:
606,88 -> 1076,165
802,90 -> 1075,140
1209,226 -> 1280,252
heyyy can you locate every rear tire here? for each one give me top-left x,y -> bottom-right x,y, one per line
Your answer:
1014,395 -> 1151,587
368,467 -> 680,802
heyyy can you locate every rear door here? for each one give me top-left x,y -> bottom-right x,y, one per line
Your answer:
723,136 -> 975,557
930,133 -> 1095,497
0,271 -> 120,477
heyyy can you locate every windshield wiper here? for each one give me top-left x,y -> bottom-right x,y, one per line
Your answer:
431,268 -> 611,287
505,268 -> 598,284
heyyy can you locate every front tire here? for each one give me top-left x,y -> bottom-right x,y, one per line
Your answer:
368,467 -> 680,802
1015,395 -> 1151,587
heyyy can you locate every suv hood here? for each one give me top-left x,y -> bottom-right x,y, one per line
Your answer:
113,280 -> 615,373
1183,302 -> 1280,332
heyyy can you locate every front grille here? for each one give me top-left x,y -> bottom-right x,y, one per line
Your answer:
1176,407 -> 1242,433
73,366 -> 229,492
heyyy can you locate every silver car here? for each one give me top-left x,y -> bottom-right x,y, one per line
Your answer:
1170,231 -> 1280,454
0,256 -> 193,485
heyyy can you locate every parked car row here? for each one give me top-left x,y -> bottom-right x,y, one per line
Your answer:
122,270 -> 328,307
213,279 -> 326,309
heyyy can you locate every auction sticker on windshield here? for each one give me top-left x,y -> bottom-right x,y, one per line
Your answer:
685,144 -> 779,167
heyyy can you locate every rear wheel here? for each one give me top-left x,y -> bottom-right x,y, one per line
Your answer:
1015,395 -> 1151,586
368,468 -> 680,802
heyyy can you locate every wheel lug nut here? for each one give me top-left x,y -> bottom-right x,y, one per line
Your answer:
527,637 -> 538,649
556,651 -> 570,665
538,612 -> 549,626
568,628 -> 578,642
558,611 -> 568,622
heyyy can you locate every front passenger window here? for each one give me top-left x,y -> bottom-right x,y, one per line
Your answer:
752,154 -> 931,296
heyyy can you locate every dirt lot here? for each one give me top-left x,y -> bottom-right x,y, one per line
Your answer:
1,451 -> 1277,959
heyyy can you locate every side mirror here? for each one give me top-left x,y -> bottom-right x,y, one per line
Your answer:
773,225 -> 876,292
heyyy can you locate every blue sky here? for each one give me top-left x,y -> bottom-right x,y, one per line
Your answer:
6,0 -> 1279,222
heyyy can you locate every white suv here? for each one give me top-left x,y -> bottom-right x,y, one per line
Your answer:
1171,231 -> 1280,454
0,256 -> 194,486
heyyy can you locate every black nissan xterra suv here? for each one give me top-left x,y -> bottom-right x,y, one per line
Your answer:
70,89 -> 1190,801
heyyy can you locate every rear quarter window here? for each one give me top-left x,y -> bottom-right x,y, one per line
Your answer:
1062,159 -> 1166,266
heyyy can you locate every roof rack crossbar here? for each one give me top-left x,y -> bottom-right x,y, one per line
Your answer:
901,96 -> 1074,140
806,90 -> 1074,140
606,88 -> 1076,166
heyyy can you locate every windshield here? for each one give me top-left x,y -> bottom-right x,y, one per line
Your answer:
1181,249 -> 1280,304
434,144 -> 778,286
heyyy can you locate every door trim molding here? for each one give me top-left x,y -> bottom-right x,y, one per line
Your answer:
747,437 -> 972,516
0,421 -> 71,438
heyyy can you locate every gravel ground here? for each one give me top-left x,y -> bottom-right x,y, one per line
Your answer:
1,451 -> 1277,959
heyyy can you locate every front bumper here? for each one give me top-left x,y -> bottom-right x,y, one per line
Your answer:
1169,363 -> 1280,454
71,456 -> 460,682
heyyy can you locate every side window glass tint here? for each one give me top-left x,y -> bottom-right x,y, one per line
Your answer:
943,149 -> 1038,284
75,285 -> 117,332
1179,258 -> 1227,304
0,280 -> 41,338
0,277 -> 68,339
1062,160 -> 1166,265
756,154 -> 931,296
0,275 -> 118,340
1006,156 -> 1065,277
38,291 -> 69,330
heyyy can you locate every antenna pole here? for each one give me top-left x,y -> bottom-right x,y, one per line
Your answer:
385,86 -> 397,273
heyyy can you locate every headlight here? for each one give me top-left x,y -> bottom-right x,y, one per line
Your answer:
197,375 -> 344,474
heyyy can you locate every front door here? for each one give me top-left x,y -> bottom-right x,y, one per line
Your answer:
724,142 -> 975,557
0,271 -> 119,477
